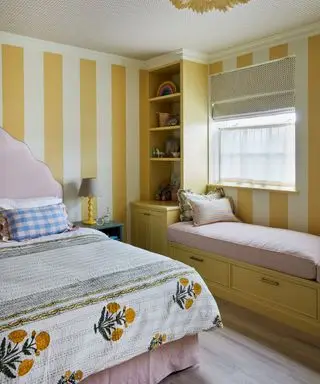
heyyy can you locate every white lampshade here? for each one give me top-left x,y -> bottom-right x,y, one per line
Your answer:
78,178 -> 97,197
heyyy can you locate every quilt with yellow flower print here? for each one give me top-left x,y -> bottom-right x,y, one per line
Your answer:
0,228 -> 222,383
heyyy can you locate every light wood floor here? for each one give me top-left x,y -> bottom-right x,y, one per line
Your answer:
162,300 -> 320,384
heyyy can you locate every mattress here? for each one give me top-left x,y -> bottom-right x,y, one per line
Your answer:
168,222 -> 320,281
0,228 -> 221,383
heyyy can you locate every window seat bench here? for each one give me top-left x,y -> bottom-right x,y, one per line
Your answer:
168,222 -> 320,337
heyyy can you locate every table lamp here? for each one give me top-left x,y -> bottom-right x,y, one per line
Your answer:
79,178 -> 97,225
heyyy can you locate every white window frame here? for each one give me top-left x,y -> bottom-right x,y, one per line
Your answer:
209,111 -> 297,192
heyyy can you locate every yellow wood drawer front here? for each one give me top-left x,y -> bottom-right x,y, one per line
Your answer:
173,248 -> 229,287
231,266 -> 318,319
172,247 -> 191,264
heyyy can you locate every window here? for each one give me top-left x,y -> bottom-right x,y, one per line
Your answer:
210,57 -> 296,191
213,112 -> 295,189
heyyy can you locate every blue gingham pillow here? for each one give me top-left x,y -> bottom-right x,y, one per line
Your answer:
2,203 -> 70,241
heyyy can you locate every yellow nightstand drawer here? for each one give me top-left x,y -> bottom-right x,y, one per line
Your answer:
231,266 -> 318,319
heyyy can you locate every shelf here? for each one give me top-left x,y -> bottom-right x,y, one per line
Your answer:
149,126 -> 180,132
150,158 -> 181,162
149,93 -> 181,103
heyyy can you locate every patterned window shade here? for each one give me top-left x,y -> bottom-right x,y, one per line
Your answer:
211,56 -> 296,119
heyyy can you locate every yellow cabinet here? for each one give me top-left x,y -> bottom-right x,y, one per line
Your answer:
131,201 -> 179,256
132,208 -> 150,250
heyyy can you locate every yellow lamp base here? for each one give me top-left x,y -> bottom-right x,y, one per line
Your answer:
83,196 -> 96,226
82,219 -> 96,225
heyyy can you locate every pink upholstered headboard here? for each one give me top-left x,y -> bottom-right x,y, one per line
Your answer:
1,128 -> 63,199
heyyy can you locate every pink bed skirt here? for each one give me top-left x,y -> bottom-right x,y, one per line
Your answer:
82,335 -> 199,384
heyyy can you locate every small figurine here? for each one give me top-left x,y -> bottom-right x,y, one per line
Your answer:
165,137 -> 180,157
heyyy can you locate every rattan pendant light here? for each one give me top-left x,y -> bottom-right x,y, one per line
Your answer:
170,0 -> 251,13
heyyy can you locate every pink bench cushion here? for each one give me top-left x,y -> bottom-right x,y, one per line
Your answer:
168,222 -> 320,281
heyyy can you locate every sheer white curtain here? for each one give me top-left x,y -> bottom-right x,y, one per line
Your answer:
216,113 -> 296,188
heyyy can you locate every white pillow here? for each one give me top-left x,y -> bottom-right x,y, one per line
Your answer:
189,198 -> 240,227
0,197 -> 62,210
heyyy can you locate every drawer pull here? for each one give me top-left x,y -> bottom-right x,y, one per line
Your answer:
261,277 -> 279,286
190,256 -> 204,263
143,213 -> 150,216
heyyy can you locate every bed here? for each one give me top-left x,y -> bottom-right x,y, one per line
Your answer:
0,127 -> 222,384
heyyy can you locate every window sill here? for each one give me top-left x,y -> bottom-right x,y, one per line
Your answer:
214,183 -> 298,194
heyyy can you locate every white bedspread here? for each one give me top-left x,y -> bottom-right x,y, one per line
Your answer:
0,229 -> 221,383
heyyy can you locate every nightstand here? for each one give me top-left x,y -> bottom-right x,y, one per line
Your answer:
131,201 -> 179,255
74,221 -> 124,242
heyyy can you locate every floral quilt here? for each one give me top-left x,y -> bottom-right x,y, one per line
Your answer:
0,229 -> 222,383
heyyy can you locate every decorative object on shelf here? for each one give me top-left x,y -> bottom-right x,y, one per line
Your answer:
157,112 -> 180,127
171,172 -> 180,187
104,207 -> 111,223
169,0 -> 251,13
170,171 -> 180,201
78,177 -> 97,225
157,81 -> 177,97
167,115 -> 179,126
155,182 -> 181,202
155,172 -> 181,202
151,147 -> 166,158
155,181 -> 172,201
96,217 -> 104,226
165,137 -> 180,157
96,208 -> 111,226
170,184 -> 180,201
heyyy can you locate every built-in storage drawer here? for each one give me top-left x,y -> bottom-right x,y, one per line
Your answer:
231,266 -> 318,319
172,247 -> 229,287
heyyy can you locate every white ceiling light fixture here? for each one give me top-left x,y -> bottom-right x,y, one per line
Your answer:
169,0 -> 251,13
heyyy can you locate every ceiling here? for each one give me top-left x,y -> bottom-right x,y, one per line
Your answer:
0,0 -> 320,60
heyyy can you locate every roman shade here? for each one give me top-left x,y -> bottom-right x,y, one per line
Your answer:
210,56 -> 296,119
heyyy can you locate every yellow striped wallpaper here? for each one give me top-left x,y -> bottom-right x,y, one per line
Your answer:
80,59 -> 97,220
112,65 -> 127,235
80,59 -> 97,179
43,52 -> 63,183
139,69 -> 150,201
0,36 -> 140,235
308,35 -> 320,235
2,45 -> 24,141
236,53 -> 253,69
209,34 -> 320,235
